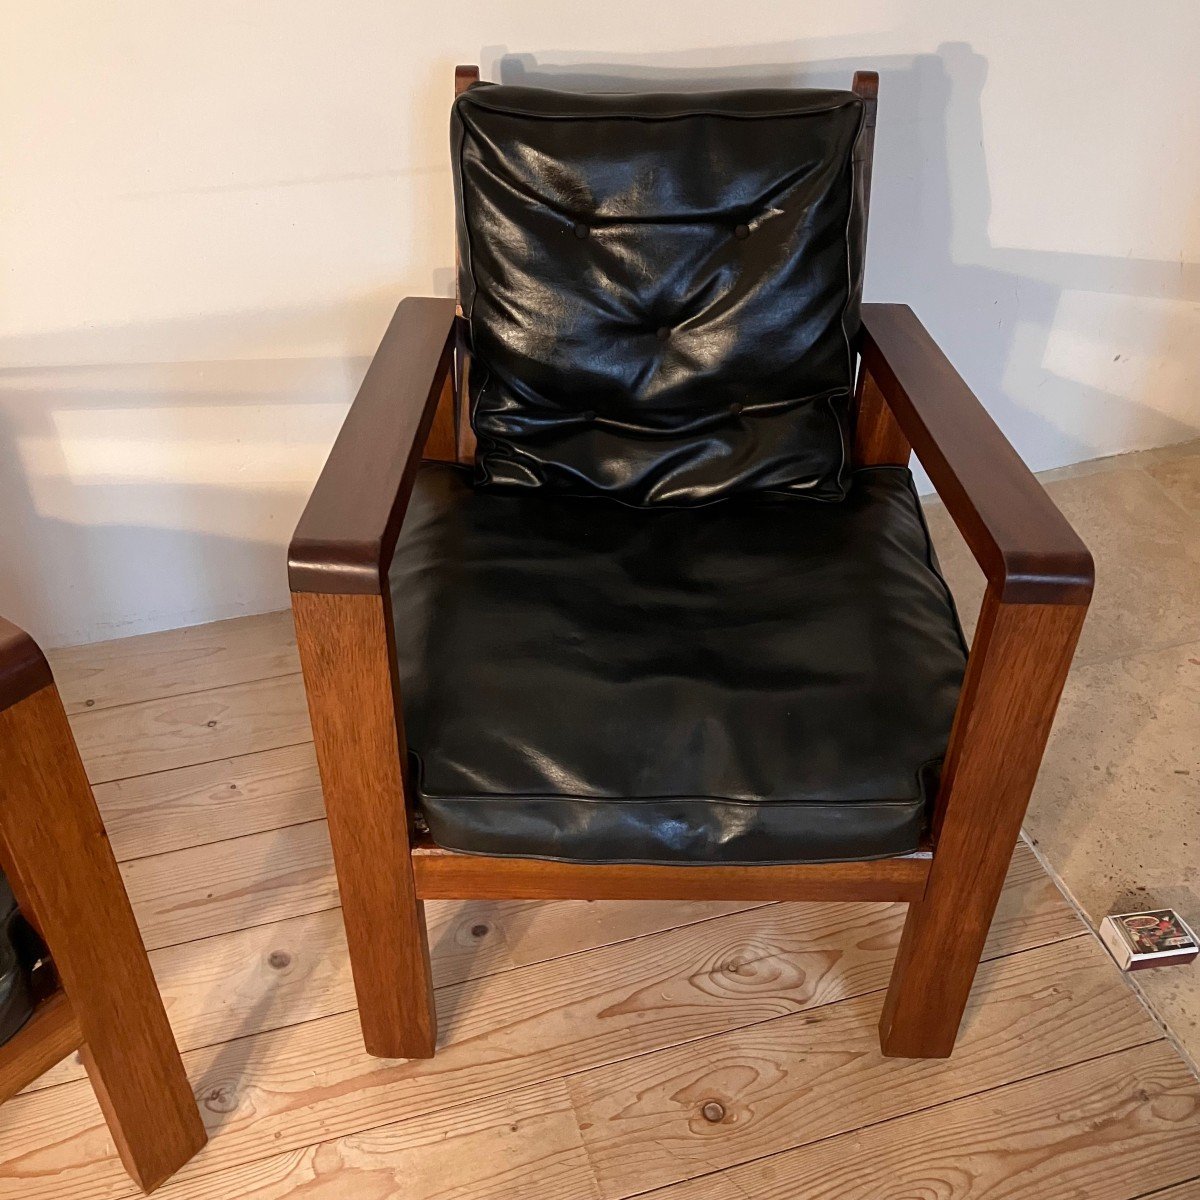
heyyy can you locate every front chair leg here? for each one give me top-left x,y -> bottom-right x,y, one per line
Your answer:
0,686 -> 205,1192
879,593 -> 1087,1058
292,590 -> 436,1059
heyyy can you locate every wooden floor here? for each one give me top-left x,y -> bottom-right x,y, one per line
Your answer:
1,611 -> 1198,1198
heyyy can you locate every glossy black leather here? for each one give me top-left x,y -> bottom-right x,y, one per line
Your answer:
453,84 -> 868,505
390,464 -> 967,864
0,871 -> 33,1046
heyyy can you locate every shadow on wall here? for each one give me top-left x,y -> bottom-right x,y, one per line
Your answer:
488,41 -> 1200,478
0,336 -> 370,645
3,39 -> 1197,646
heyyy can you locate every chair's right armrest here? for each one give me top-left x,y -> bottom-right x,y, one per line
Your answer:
288,297 -> 458,596
0,616 -> 52,715
860,303 -> 1094,606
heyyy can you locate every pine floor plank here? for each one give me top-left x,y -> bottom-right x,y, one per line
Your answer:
19,902 -> 517,1094
112,799 -> 1074,964
120,819 -> 338,951
8,610 -> 1196,1200
640,1043 -> 1200,1200
568,936 -> 1157,1197
48,611 -> 298,716
70,673 -> 310,784
21,840 -> 1067,1095
0,896 -> 1125,1199
92,743 -> 324,862
132,1081 -> 599,1200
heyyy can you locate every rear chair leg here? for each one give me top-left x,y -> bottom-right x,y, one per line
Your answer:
292,590 -> 436,1058
879,594 -> 1087,1058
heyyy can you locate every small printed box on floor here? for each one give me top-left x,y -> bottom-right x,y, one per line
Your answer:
1100,909 -> 1199,971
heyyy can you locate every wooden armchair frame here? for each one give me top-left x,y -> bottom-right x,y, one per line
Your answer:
0,618 -> 205,1192
288,68 -> 1093,1063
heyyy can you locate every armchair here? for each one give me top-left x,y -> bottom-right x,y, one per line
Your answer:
289,66 -> 1092,1063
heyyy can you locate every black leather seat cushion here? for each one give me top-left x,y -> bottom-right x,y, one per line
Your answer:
452,84 -> 869,505
390,464 -> 967,864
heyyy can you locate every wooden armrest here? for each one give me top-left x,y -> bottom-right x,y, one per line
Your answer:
0,616 -> 52,714
288,297 -> 458,595
861,303 -> 1094,606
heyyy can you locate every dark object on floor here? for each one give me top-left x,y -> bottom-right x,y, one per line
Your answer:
0,873 -> 34,1046
289,65 -> 1094,1066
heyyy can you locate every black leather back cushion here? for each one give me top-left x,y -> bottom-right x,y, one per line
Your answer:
453,84 -> 868,506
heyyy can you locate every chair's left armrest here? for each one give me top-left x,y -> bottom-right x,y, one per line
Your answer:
0,616 -> 52,714
860,303 -> 1094,606
288,297 -> 458,596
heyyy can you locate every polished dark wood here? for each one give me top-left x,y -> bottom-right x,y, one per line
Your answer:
425,351 -> 459,464
879,592 -> 1087,1056
413,838 -> 930,903
853,361 -> 910,466
0,673 -> 205,1192
454,63 -> 480,96
288,296 -> 457,595
291,590 -> 436,1058
0,615 -> 52,713
851,70 -> 878,231
860,304 -> 1094,605
452,66 -> 481,466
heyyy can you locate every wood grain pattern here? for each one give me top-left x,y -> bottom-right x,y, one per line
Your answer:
852,362 -> 910,466
0,619 -> 1185,1200
569,936 -> 1158,1198
123,1081 -> 598,1200
119,818 -> 339,952
0,878 -> 1090,1199
880,593 -> 1088,1056
413,841 -> 930,902
92,742 -> 324,862
292,590 -> 435,1058
0,684 -> 205,1192
71,672 -> 310,784
48,611 -> 298,716
287,297 -> 456,595
641,1042 -> 1200,1200
0,994 -> 82,1104
23,840 -> 1070,1095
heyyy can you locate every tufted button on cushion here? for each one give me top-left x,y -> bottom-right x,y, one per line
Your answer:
729,401 -> 744,415
655,326 -> 671,342
452,84 -> 870,506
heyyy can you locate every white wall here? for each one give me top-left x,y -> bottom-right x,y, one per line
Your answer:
3,2 -> 1198,646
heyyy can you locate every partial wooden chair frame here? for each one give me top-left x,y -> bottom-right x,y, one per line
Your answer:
289,67 -> 1094,1063
0,618 -> 206,1193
